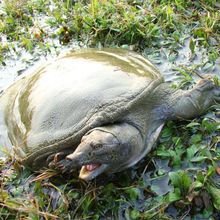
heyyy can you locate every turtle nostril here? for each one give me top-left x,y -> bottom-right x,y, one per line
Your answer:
65,156 -> 72,161
66,151 -> 83,161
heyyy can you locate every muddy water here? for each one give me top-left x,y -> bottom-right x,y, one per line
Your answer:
0,41 -> 82,91
146,39 -> 220,83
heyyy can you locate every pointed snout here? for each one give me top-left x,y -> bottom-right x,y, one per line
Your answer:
65,140 -> 92,166
66,151 -> 85,166
66,151 -> 82,160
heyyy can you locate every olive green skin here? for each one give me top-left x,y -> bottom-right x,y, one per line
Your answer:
0,48 -> 219,180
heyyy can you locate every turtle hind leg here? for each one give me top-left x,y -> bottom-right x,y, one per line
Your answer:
172,78 -> 220,120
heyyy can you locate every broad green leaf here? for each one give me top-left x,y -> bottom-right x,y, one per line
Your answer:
161,127 -> 172,138
190,134 -> 202,144
130,209 -> 140,220
207,185 -> 220,210
169,171 -> 192,196
168,189 -> 181,202
186,122 -> 200,128
6,17 -> 14,24
190,156 -> 207,162
125,187 -> 140,201
187,144 -> 199,160
197,171 -> 205,183
202,118 -> 217,133
156,151 -> 171,157
193,181 -> 203,189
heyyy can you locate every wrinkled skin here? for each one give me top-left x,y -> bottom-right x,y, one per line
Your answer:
0,49 -> 219,181
52,123 -> 144,181
53,78 -> 220,180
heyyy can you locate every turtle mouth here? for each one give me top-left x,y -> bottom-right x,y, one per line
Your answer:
79,163 -> 108,181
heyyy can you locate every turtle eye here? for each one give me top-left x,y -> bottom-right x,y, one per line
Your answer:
94,143 -> 102,149
91,142 -> 102,149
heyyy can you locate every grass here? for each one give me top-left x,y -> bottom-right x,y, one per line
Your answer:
0,0 -> 220,219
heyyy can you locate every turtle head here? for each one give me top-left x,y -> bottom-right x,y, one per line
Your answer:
66,125 -> 138,181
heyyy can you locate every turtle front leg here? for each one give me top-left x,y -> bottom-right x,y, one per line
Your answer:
47,152 -> 68,169
172,78 -> 220,120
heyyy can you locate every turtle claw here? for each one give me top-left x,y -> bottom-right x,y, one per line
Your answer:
55,159 -> 76,173
47,152 -> 66,169
47,151 -> 79,173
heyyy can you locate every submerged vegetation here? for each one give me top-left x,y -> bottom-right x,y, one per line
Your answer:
0,0 -> 220,219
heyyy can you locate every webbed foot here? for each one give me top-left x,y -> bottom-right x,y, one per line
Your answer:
56,158 -> 76,173
173,78 -> 220,119
195,78 -> 220,103
46,152 -> 78,173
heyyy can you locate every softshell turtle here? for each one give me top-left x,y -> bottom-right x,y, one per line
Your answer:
0,48 -> 219,181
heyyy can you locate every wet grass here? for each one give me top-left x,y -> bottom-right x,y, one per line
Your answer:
0,0 -> 220,219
